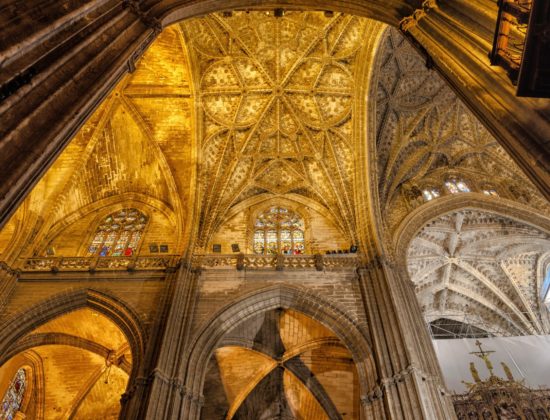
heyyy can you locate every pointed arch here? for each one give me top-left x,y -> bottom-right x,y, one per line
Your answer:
0,288 -> 146,383
181,284 -> 377,410
394,194 -> 550,263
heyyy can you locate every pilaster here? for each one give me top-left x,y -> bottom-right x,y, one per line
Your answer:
357,256 -> 456,419
0,262 -> 19,314
120,262 -> 200,419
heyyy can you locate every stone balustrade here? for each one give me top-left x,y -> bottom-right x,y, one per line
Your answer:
20,255 -> 180,272
194,253 -> 360,271
19,253 -> 361,273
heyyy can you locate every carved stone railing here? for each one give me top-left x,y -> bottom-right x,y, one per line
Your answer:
194,254 -> 360,271
20,254 -> 360,272
20,255 -> 180,272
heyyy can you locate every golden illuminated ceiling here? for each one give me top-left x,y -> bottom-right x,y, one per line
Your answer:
372,29 -> 550,232
0,27 -> 196,262
0,12 -> 387,260
0,309 -> 131,419
203,309 -> 359,419
181,12 -> 384,247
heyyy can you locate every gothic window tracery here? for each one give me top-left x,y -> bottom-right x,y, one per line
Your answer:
444,179 -> 470,194
482,187 -> 499,196
87,209 -> 148,257
253,207 -> 305,255
422,187 -> 441,201
1,368 -> 26,420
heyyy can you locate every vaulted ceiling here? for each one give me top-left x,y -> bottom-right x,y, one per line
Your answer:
0,309 -> 131,419
0,8 -> 549,420
1,13 -> 547,264
0,26 -> 196,262
408,209 -> 550,336
180,12 -> 384,247
202,309 -> 359,419
372,29 -> 550,234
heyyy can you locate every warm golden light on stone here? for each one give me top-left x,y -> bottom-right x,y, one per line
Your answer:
212,310 -> 359,419
1,5 -> 548,420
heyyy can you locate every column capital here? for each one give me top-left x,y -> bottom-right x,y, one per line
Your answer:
0,261 -> 19,276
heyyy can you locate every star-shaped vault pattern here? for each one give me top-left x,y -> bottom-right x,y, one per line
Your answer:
181,12 -> 383,247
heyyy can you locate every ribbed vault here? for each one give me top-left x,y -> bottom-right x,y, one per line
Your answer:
201,309 -> 360,420
0,308 -> 132,419
0,26 -> 196,263
180,11 -> 384,248
371,28 -> 550,235
407,209 -> 550,336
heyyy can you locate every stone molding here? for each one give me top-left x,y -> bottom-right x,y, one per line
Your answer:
194,253 -> 360,271
399,0 -> 438,32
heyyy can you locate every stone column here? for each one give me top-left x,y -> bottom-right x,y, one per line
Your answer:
119,262 -> 200,419
357,257 -> 456,419
119,260 -> 201,419
0,262 -> 19,314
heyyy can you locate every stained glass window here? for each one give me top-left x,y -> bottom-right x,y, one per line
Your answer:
1,368 -> 26,420
482,188 -> 498,197
253,207 -> 305,255
445,179 -> 470,194
87,209 -> 148,257
422,188 -> 441,201
542,266 -> 550,304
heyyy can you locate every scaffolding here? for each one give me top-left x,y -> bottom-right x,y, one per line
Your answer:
425,310 -> 540,340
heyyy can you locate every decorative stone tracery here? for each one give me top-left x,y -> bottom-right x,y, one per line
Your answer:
181,12 -> 384,247
371,28 -> 550,235
407,209 -> 550,336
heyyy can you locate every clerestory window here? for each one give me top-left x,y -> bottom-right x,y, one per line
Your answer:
422,187 -> 441,201
444,178 -> 470,194
253,207 -> 305,255
87,208 -> 148,257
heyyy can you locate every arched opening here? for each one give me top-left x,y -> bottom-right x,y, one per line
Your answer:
202,309 -> 360,419
252,207 -> 305,255
405,208 -> 550,337
0,290 -> 145,419
183,285 -> 377,419
397,203 -> 550,418
85,208 -> 148,257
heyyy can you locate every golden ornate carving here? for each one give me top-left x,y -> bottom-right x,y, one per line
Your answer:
399,0 -> 438,32
181,12 -> 383,248
454,341 -> 550,419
